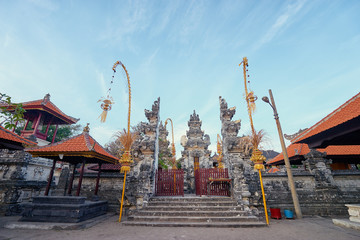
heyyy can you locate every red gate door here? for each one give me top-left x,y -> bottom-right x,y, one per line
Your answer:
195,168 -> 230,196
155,169 -> 184,196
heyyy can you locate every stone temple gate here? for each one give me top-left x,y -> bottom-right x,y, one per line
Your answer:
180,110 -> 211,194
124,96 -> 261,217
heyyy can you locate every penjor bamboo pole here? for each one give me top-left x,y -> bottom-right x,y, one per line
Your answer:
258,169 -> 269,225
118,171 -> 127,222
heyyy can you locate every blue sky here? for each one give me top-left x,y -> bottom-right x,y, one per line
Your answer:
1,0 -> 359,158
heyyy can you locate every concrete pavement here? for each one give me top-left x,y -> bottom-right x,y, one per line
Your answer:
0,215 -> 359,240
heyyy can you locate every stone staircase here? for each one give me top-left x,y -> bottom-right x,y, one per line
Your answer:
123,195 -> 267,228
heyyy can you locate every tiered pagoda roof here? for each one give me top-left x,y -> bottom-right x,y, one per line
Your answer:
27,129 -> 118,164
0,126 -> 37,150
17,94 -> 79,125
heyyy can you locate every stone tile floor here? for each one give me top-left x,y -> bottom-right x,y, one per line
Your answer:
0,215 -> 359,240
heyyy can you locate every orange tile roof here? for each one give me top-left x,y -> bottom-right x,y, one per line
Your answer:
1,95 -> 79,124
27,132 -> 118,164
293,92 -> 360,143
21,98 -> 79,124
0,126 -> 37,147
268,143 -> 360,165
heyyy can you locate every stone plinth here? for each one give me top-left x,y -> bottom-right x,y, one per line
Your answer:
346,204 -> 360,223
20,196 -> 107,223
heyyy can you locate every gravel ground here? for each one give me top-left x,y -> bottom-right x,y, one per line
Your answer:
0,215 -> 359,240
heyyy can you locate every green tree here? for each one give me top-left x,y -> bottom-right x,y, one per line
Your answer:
0,93 -> 25,130
46,124 -> 82,143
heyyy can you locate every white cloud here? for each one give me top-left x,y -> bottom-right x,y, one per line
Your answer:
92,125 -> 117,146
254,0 -> 306,50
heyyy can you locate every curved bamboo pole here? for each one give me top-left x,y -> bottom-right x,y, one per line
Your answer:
239,57 -> 269,225
165,118 -> 177,169
113,61 -> 131,135
217,134 -> 224,169
240,57 -> 255,135
111,61 -> 133,223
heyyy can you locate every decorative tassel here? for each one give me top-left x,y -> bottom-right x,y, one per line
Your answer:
247,91 -> 258,114
99,110 -> 108,123
98,96 -> 114,123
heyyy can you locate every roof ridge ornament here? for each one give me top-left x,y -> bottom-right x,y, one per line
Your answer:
41,93 -> 51,105
83,123 -> 90,133
284,128 -> 308,141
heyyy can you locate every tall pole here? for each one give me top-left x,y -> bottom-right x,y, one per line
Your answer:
99,60 -> 134,223
239,57 -> 269,225
165,118 -> 177,169
268,89 -> 302,219
119,171 -> 127,222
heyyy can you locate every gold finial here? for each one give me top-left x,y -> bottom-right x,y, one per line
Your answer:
83,123 -> 90,133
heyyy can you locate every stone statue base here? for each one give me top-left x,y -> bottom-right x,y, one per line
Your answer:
20,196 -> 107,223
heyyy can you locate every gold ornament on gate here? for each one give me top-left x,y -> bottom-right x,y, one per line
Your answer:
120,150 -> 132,173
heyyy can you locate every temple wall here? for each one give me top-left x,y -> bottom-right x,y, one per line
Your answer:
71,173 -> 124,213
0,149 -> 55,215
259,170 -> 360,216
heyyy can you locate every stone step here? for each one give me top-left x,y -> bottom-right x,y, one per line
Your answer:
122,221 -> 267,228
127,215 -> 260,223
133,210 -> 248,217
150,196 -> 233,202
144,205 -> 244,212
148,201 -> 236,207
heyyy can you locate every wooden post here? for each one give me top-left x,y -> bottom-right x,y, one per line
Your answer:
269,89 -> 302,219
45,116 -> 53,136
12,121 -> 18,132
76,160 -> 86,196
45,160 -> 56,196
67,164 -> 76,195
94,163 -> 102,196
51,124 -> 59,143
32,112 -> 42,135
23,119 -> 30,131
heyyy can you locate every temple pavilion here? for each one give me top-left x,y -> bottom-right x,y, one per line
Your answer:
10,94 -> 79,146
22,125 -> 119,223
268,92 -> 360,170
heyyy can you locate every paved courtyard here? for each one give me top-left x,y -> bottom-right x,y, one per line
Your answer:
0,215 -> 359,240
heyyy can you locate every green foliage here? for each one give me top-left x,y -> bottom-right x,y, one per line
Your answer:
0,93 -> 25,130
158,153 -> 169,170
46,124 -> 82,143
176,159 -> 182,169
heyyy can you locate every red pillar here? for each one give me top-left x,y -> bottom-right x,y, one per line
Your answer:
94,163 -> 102,196
45,160 -> 56,196
67,164 -> 76,195
76,160 -> 86,196
12,121 -> 18,132
32,112 -> 43,135
23,119 -> 30,131
51,124 -> 59,143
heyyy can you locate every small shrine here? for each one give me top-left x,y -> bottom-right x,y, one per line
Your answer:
11,94 -> 79,146
23,125 -> 118,223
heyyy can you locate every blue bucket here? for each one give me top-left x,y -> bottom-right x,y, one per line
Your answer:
284,209 -> 294,219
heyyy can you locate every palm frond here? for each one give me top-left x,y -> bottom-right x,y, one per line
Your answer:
115,129 -> 138,151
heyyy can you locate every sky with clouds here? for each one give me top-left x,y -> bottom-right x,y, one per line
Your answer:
1,0 -> 359,158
